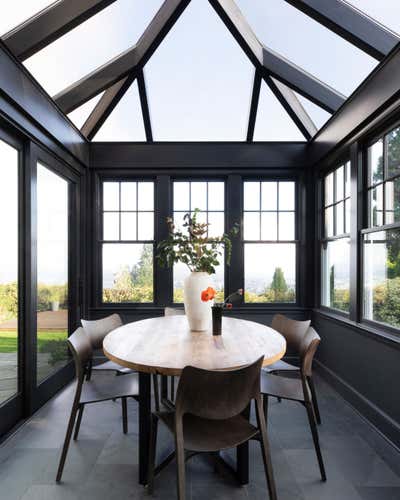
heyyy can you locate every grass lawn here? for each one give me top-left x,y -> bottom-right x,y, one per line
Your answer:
0,330 -> 68,353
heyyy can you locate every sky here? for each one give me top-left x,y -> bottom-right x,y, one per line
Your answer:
1,1 -> 399,141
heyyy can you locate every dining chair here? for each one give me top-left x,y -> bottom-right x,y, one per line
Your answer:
266,314 -> 321,424
148,357 -> 277,500
56,327 -> 139,482
261,326 -> 326,482
81,313 -> 132,379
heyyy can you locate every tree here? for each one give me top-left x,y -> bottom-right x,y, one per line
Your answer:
269,267 -> 288,301
132,244 -> 153,287
329,265 -> 335,307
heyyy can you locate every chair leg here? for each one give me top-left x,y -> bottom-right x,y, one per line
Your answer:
263,394 -> 269,424
56,403 -> 79,482
85,359 -> 92,381
308,376 -> 321,425
256,401 -> 277,500
175,438 -> 186,500
73,404 -> 84,441
170,376 -> 175,402
148,414 -> 158,494
122,397 -> 128,434
305,402 -> 326,481
153,374 -> 160,412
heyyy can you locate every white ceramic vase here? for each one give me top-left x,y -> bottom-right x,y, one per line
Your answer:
183,272 -> 212,331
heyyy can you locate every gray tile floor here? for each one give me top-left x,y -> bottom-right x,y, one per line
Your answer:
0,373 -> 399,500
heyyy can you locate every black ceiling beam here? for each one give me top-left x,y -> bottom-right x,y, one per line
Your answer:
209,0 -> 345,113
2,0 -> 117,61
81,74 -> 136,140
137,70 -> 153,142
54,0 -> 191,113
246,69 -> 262,142
284,0 -> 399,61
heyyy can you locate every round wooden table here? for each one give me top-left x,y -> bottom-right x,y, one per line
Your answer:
103,315 -> 286,486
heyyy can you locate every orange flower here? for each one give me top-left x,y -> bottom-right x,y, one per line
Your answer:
201,287 -> 216,302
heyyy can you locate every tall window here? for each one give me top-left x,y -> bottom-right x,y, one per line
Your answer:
321,162 -> 350,312
36,164 -> 69,383
173,181 -> 225,302
102,181 -> 154,303
363,125 -> 400,328
243,181 -> 296,303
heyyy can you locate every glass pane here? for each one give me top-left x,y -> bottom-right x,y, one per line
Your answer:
24,1 -> 163,96
146,0 -> 253,140
103,182 -> 119,211
368,139 -> 384,186
254,82 -> 306,141
138,182 -> 154,211
336,166 -> 344,202
0,140 -> 19,404
336,202 -> 344,236
385,178 -> 400,225
325,206 -> 334,237
244,182 -> 260,211
103,213 -> 119,241
387,126 -> 400,178
190,182 -> 207,211
325,172 -> 334,206
345,200 -> 351,234
174,182 -> 190,211
279,212 -> 295,240
138,213 -> 154,241
0,1 -> 54,35
363,229 -> 400,328
244,212 -> 260,240
103,244 -> 153,303
244,243 -> 296,303
121,213 -> 137,241
261,182 -> 277,211
369,185 -> 384,227
235,0 -> 377,96
345,161 -> 351,198
346,1 -> 400,37
93,81 -> 146,141
121,182 -> 137,211
321,238 -> 350,312
261,213 -> 277,240
67,93 -> 104,129
279,182 -> 295,210
207,212 -> 225,238
36,164 -> 69,383
173,212 -> 186,233
208,182 -> 224,211
296,93 -> 331,130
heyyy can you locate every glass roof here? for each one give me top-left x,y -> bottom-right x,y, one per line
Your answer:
235,0 -> 378,97
0,1 -> 54,35
294,93 -> 332,131
144,0 -> 253,141
67,93 -> 104,130
346,1 -> 400,36
24,0 -> 163,96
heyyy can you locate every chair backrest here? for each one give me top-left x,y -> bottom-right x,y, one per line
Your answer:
271,314 -> 311,355
164,307 -> 185,316
300,326 -> 320,377
175,357 -> 264,420
81,313 -> 123,349
67,327 -> 93,380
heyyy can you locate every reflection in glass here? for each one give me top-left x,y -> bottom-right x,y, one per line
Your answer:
363,229 -> 400,328
103,244 -> 153,303
244,244 -> 296,303
367,139 -> 383,186
321,238 -> 350,312
387,126 -> 400,179
0,140 -> 19,404
369,185 -> 384,227
36,164 -> 69,383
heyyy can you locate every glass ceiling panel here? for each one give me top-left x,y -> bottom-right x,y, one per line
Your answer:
253,82 -> 305,141
346,1 -> 400,36
24,0 -> 163,96
92,80 -> 145,142
67,93 -> 104,130
145,0 -> 253,141
235,0 -> 377,97
0,1 -> 54,35
294,92 -> 332,131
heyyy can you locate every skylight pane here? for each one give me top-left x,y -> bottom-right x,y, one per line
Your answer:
24,0 -> 163,96
294,93 -> 332,131
92,80 -> 146,142
0,1 -> 54,36
235,0 -> 377,97
145,0 -> 253,141
254,82 -> 305,141
67,92 -> 104,130
346,1 -> 400,36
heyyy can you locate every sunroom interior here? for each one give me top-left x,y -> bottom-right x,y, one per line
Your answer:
0,1 -> 399,499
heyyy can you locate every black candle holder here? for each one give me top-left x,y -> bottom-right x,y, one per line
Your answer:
212,306 -> 222,335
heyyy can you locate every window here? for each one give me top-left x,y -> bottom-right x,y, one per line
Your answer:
363,124 -> 400,329
321,163 -> 351,312
173,181 -> 225,302
243,181 -> 296,303
102,181 -> 154,303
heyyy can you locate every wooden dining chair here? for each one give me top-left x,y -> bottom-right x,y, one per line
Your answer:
266,314 -> 321,424
81,313 -> 132,380
56,327 -> 139,482
261,327 -> 326,482
148,357 -> 277,500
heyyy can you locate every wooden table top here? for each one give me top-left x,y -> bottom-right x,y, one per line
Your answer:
103,316 -> 286,376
